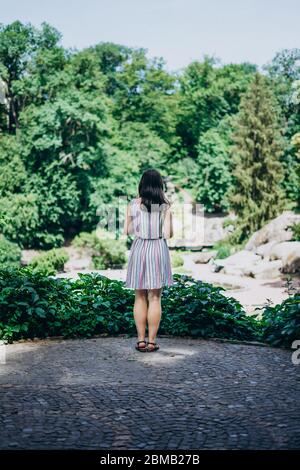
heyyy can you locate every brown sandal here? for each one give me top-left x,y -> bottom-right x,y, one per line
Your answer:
135,340 -> 147,352
146,341 -> 160,352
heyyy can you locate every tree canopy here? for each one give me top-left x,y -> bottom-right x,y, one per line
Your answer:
0,21 -> 299,248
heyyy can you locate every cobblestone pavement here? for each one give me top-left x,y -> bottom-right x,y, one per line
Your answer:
0,336 -> 299,450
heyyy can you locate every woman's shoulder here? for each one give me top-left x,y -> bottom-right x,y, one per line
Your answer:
129,197 -> 141,205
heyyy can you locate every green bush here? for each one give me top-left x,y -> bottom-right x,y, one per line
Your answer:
29,248 -> 69,276
73,231 -> 126,269
261,293 -> 300,348
0,235 -> 22,269
0,268 -> 135,342
171,251 -> 184,268
0,268 -> 259,343
214,236 -> 244,260
1,267 -> 298,347
290,222 -> 300,241
160,275 -> 259,340
0,194 -> 41,248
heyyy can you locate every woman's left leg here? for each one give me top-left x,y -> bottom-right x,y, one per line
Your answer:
133,289 -> 148,348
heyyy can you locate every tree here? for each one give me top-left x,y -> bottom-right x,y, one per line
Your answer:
265,49 -> 300,206
176,58 -> 255,158
196,117 -> 233,212
229,73 -> 285,240
0,21 -> 64,132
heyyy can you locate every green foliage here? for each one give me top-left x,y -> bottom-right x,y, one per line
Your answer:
0,193 -> 41,248
29,248 -> 69,276
213,237 -> 242,259
0,20 -> 299,251
0,268 -> 135,342
290,222 -> 300,241
160,275 -> 259,340
1,268 -> 299,348
214,243 -> 232,260
261,293 -> 300,348
171,251 -> 184,268
0,135 -> 27,196
0,269 -> 259,343
177,58 -> 256,158
196,118 -> 233,212
265,50 -> 300,207
0,235 -> 21,268
229,73 -> 285,241
73,231 -> 126,269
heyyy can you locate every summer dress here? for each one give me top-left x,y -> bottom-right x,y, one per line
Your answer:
125,198 -> 173,290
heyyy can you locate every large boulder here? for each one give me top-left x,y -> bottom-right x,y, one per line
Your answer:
269,241 -> 300,274
255,241 -> 278,259
194,251 -> 217,264
245,211 -> 300,251
212,250 -> 262,276
249,260 -> 282,279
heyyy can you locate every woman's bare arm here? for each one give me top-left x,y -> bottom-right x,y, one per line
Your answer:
163,207 -> 174,239
123,203 -> 134,235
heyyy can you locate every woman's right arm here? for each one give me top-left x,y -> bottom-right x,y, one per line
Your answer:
123,203 -> 134,235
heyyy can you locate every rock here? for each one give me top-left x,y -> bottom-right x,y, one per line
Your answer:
212,250 -> 262,276
64,256 -> 92,272
194,251 -> 217,264
245,211 -> 300,251
249,260 -> 282,279
255,241 -> 278,260
269,241 -> 300,274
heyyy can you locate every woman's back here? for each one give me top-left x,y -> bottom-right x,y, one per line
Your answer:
130,198 -> 166,240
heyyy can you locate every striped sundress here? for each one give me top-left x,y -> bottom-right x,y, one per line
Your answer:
125,198 -> 173,290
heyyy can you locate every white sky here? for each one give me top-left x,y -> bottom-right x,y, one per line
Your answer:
1,0 -> 299,71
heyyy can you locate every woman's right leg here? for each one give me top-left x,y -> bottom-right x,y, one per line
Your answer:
134,289 -> 148,346
147,288 -> 162,349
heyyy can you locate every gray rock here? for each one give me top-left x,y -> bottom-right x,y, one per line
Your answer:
212,250 -> 262,276
249,260 -> 282,279
245,211 -> 300,251
269,241 -> 300,274
194,251 -> 217,264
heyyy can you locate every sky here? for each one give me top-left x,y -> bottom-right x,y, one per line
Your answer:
1,0 -> 299,72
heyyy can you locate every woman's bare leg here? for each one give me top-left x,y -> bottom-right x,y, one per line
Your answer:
134,289 -> 148,347
147,288 -> 162,349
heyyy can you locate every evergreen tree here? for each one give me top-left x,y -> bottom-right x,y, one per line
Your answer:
229,73 -> 285,241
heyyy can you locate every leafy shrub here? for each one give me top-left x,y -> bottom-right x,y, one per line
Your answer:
0,193 -> 41,248
0,268 -> 135,342
0,235 -> 22,268
0,269 -> 260,343
160,275 -> 259,341
4,267 -> 298,349
171,251 -> 184,268
290,222 -> 300,241
29,249 -> 69,276
73,231 -> 126,269
214,243 -> 232,259
261,293 -> 300,348
214,236 -> 244,259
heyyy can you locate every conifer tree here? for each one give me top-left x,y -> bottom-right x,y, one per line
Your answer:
229,73 -> 285,241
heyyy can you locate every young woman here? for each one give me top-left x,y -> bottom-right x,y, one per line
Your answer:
124,169 -> 174,353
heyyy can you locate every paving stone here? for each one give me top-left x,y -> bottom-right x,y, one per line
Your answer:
0,336 -> 299,449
